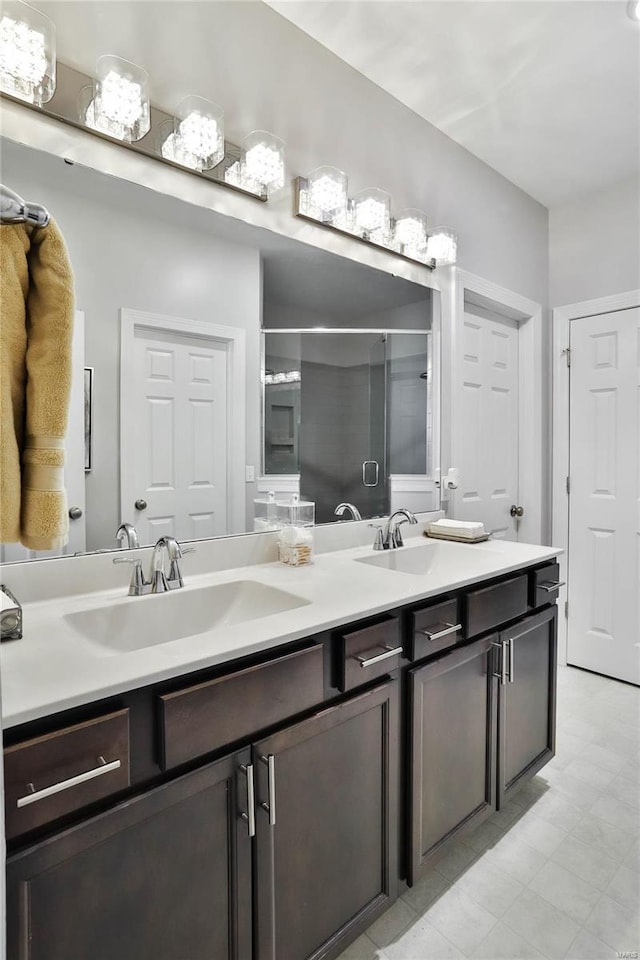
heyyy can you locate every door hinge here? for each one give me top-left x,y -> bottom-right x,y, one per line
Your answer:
566,476 -> 571,495
565,600 -> 569,619
563,347 -> 571,367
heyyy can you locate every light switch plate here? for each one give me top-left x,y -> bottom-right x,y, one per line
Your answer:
245,465 -> 255,483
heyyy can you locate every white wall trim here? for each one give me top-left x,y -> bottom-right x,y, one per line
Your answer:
120,308 -> 246,535
551,288 -> 640,663
442,268 -> 543,545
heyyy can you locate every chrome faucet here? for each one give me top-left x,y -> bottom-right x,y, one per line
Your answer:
113,537 -> 195,596
115,522 -> 139,549
373,509 -> 418,550
150,536 -> 195,592
334,502 -> 362,521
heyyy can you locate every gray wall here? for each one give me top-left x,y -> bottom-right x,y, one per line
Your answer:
2,141 -> 262,550
32,0 -> 549,303
549,176 -> 640,307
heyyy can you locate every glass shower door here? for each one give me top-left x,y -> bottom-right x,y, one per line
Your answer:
299,332 -> 389,523
362,335 -> 388,518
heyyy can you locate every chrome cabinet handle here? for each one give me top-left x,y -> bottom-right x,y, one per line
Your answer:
68,506 -> 83,520
510,505 -> 524,518
508,638 -> 515,683
362,461 -> 379,487
260,754 -> 276,827
134,499 -> 147,511
418,622 -> 462,642
492,641 -> 507,686
539,580 -> 566,593
356,645 -> 403,668
239,763 -> 256,838
17,757 -> 121,808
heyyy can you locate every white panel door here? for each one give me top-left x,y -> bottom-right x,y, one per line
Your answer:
454,310 -> 520,540
122,327 -> 228,544
568,308 -> 640,685
1,310 -> 86,562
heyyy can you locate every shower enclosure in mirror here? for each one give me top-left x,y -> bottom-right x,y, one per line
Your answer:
262,331 -> 434,523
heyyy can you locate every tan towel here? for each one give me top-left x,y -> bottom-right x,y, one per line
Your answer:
0,219 -> 74,550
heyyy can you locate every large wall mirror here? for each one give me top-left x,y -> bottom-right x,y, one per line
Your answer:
1,136 -> 440,562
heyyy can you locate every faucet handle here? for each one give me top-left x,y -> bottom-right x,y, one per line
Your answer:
168,546 -> 195,587
368,524 -> 386,551
113,557 -> 150,596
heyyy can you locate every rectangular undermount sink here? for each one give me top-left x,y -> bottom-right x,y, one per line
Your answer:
64,581 -> 311,654
355,541 -> 496,577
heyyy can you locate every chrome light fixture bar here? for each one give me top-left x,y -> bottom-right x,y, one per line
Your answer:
1,59 -> 285,202
294,177 -> 457,269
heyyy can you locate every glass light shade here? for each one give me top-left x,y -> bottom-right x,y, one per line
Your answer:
394,209 -> 428,258
161,95 -> 224,171
0,0 -> 55,105
243,130 -> 285,196
306,166 -> 348,220
353,188 -> 391,236
83,55 -> 150,142
426,227 -> 458,265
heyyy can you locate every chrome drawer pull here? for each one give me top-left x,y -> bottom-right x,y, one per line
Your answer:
508,638 -> 515,683
418,622 -> 462,642
16,757 -> 121,808
260,754 -> 276,827
356,645 -> 403,668
539,580 -> 566,593
239,763 -> 256,838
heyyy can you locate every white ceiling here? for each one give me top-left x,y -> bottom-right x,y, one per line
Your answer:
266,0 -> 640,207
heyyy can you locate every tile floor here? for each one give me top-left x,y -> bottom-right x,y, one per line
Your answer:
337,665 -> 639,960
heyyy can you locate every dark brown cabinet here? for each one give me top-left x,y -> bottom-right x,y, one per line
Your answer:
6,749 -> 253,960
253,680 -> 398,960
498,606 -> 557,805
408,601 -> 558,884
407,636 -> 497,884
4,561 -> 558,959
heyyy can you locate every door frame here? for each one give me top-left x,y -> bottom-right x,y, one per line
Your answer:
552,288 -> 640,663
120,308 -> 246,535
441,268 -> 543,544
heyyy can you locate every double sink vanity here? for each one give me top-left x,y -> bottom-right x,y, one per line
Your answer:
1,523 -> 562,960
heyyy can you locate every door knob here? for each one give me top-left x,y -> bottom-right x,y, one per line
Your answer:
68,506 -> 83,520
510,505 -> 524,518
134,499 -> 148,511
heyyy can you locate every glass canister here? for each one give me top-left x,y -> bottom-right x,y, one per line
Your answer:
277,495 -> 315,566
253,491 -> 281,532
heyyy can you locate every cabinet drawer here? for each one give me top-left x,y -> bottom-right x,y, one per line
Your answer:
530,562 -> 563,609
465,574 -> 528,638
337,617 -> 402,692
409,598 -> 463,660
159,644 -> 324,769
4,709 -> 130,840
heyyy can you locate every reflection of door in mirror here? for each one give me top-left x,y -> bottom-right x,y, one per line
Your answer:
120,311 -> 229,544
0,311 -> 87,561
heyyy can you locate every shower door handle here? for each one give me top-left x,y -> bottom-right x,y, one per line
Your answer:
362,461 -> 379,487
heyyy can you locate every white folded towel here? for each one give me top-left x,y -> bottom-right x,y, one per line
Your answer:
428,519 -> 485,539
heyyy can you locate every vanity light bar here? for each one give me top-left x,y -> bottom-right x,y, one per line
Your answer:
0,57 -> 283,202
294,177 -> 457,270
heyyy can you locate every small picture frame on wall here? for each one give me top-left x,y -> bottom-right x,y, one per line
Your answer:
84,367 -> 93,472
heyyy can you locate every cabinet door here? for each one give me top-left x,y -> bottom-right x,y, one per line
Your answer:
253,681 -> 398,960
408,636 -> 498,885
498,606 -> 557,807
7,750 -> 252,960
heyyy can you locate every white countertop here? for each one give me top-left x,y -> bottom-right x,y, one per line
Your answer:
0,536 -> 560,729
